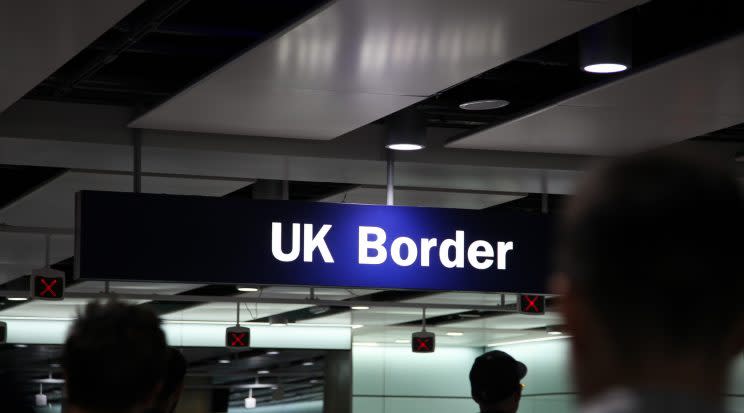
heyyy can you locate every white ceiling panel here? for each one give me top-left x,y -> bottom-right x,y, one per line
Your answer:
323,187 -> 523,209
449,33 -> 744,155
67,281 -> 203,296
0,0 -> 144,112
0,298 -> 145,318
0,171 -> 250,228
441,313 -> 563,330
303,306 -> 467,327
160,301 -> 310,323
131,0 -> 643,139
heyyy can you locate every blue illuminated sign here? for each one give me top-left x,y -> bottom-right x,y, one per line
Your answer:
76,191 -> 552,293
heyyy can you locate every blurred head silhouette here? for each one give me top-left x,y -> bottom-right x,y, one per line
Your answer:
63,300 -> 167,413
554,150 -> 744,405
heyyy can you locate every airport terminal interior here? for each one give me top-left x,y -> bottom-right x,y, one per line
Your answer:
1,1 -> 743,412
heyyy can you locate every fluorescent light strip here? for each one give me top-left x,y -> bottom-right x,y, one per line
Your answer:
352,342 -> 379,347
487,335 -> 569,347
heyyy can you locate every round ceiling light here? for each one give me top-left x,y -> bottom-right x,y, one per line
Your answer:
385,143 -> 424,151
386,111 -> 426,151
583,63 -> 627,73
459,99 -> 510,111
237,286 -> 259,292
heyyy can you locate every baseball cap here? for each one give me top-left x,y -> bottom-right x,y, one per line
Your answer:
469,350 -> 527,403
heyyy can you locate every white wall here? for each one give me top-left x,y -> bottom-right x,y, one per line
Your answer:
353,345 -> 481,413
352,340 -> 744,413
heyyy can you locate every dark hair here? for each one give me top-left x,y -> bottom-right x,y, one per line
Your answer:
557,150 -> 743,355
63,300 -> 167,413
155,348 -> 187,406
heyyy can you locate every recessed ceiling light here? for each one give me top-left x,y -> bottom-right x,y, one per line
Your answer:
351,324 -> 364,329
266,351 -> 280,356
385,143 -> 424,151
394,339 -> 411,344
7,297 -> 28,301
351,306 -> 369,310
310,379 -> 321,384
237,286 -> 259,292
218,359 -> 231,364
446,332 -> 464,336
353,342 -> 379,347
14,344 -> 28,348
583,63 -> 627,73
548,331 -> 563,335
257,370 -> 270,374
459,99 -> 510,111
302,361 -> 314,366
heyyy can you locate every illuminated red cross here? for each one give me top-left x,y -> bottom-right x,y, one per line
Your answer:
39,278 -> 58,297
230,332 -> 246,346
523,295 -> 540,312
415,338 -> 430,351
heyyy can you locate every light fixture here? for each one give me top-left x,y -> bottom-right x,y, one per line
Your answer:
7,297 -> 28,301
487,335 -> 569,347
269,316 -> 289,327
14,344 -> 28,348
386,111 -> 426,151
351,306 -> 370,310
310,379 -> 320,384
548,331 -> 563,336
218,359 -> 231,364
257,370 -> 270,375
580,15 -> 631,74
245,389 -> 257,409
394,339 -> 411,344
547,326 -> 565,336
36,384 -> 47,407
583,63 -> 627,73
446,332 -> 464,337
302,361 -> 314,366
266,351 -> 279,356
351,324 -> 364,329
459,99 -> 510,111
237,286 -> 259,292
352,342 -> 379,347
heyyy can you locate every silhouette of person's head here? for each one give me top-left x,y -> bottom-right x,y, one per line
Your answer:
554,150 -> 744,403
469,350 -> 527,413
63,300 -> 167,413
151,347 -> 187,413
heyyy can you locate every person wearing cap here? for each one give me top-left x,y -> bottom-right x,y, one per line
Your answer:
469,350 -> 527,413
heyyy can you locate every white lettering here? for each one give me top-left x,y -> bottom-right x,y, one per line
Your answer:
391,237 -> 418,267
359,226 -> 387,264
467,240 -> 494,270
303,224 -> 334,263
271,222 -> 301,262
439,230 -> 465,269
420,238 -> 438,267
497,241 -> 514,270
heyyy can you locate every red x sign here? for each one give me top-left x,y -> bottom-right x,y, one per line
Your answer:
411,331 -> 435,353
519,294 -> 545,314
32,272 -> 65,301
225,326 -> 251,348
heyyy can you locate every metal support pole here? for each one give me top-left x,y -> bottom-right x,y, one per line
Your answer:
236,301 -> 241,326
386,151 -> 394,206
421,307 -> 427,331
44,234 -> 51,268
133,129 -> 142,194
540,171 -> 548,214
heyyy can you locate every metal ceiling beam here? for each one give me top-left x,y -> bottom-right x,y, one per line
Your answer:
0,290 -> 526,312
